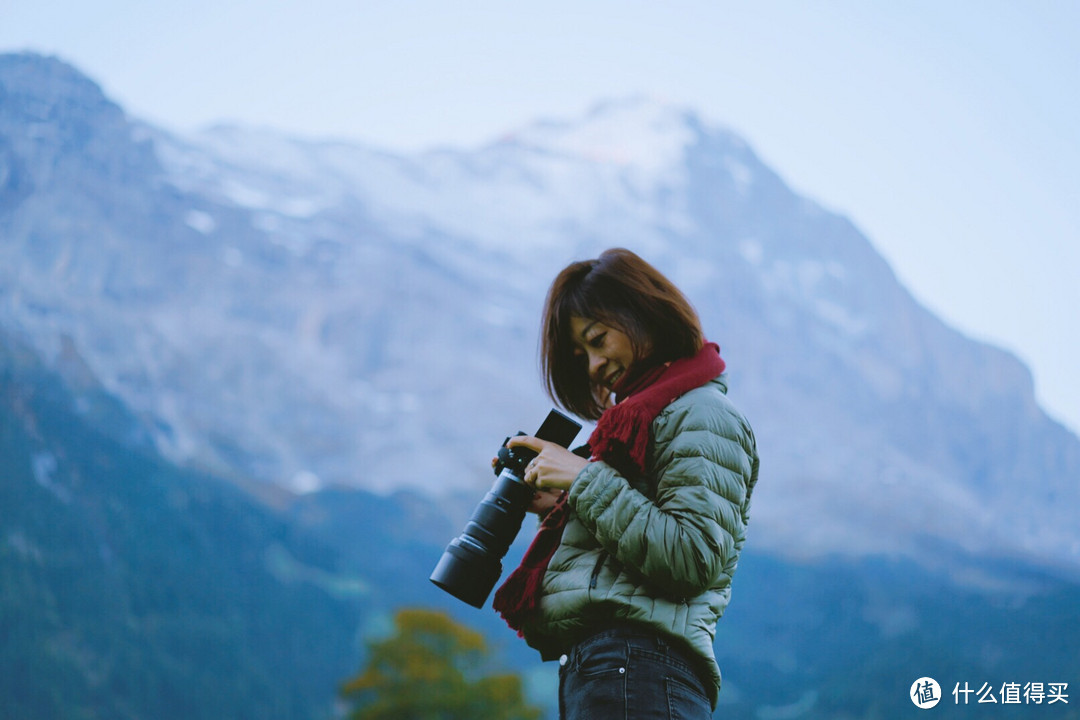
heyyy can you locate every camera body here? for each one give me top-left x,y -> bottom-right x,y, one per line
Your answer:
430,409 -> 581,608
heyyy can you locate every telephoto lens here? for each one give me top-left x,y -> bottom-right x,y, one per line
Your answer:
430,409 -> 580,608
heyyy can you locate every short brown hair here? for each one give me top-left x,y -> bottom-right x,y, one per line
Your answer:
540,248 -> 704,420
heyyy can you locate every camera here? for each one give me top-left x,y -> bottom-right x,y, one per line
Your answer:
430,409 -> 581,608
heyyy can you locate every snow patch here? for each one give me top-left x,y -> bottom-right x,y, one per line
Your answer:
279,197 -> 327,219
6,531 -> 43,561
290,470 -> 322,494
740,238 -> 764,266
184,209 -> 216,234
222,246 -> 244,268
725,158 -> 753,192
32,452 -> 71,503
221,179 -> 271,209
814,298 -> 868,336
479,304 -> 515,327
525,101 -> 694,177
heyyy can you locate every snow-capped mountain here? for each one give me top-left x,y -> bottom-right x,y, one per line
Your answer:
2,52 -> 1077,577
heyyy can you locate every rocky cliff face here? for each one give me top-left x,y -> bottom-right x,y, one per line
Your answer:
2,52 -> 1077,575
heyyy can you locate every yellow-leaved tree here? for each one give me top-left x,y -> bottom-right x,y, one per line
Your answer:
340,608 -> 542,720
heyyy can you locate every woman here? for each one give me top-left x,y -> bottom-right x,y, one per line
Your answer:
492,248 -> 759,719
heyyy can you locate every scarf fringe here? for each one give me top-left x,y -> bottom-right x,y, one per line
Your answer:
588,401 -> 654,478
492,565 -> 546,636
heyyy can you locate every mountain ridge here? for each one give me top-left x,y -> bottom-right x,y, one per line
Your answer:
4,55 -> 1080,720
2,51 -> 1077,578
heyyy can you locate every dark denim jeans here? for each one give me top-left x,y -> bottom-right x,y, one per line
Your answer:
558,624 -> 713,720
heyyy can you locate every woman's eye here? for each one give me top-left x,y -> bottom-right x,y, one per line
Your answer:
589,333 -> 606,348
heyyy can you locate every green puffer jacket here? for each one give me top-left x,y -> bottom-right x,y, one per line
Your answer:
521,375 -> 759,708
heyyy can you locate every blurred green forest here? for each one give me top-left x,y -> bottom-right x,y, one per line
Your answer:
1,332 -> 363,719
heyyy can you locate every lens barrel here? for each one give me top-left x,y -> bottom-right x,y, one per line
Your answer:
429,409 -> 581,608
429,468 -> 534,607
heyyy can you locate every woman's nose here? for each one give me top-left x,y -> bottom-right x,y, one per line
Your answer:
588,352 -> 605,376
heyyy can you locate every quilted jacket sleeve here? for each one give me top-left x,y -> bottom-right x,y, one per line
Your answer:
567,385 -> 757,599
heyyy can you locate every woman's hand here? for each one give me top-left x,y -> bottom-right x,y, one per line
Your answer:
492,452 -> 570,515
508,435 -> 589,492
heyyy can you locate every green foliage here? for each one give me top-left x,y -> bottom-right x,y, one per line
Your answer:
340,608 -> 541,720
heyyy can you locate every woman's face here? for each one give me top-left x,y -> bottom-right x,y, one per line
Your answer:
569,316 -> 639,390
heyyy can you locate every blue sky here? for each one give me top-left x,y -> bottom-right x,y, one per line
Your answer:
2,0 -> 1078,434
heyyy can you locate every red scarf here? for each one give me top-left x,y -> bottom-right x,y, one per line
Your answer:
493,342 -> 725,633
